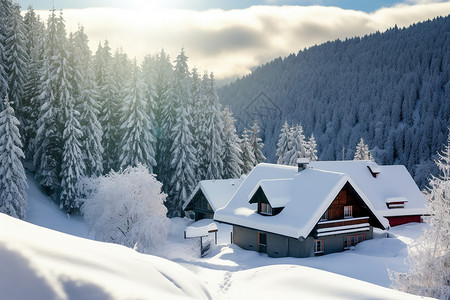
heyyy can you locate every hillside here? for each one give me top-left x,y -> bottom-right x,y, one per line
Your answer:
0,174 -> 430,299
218,16 -> 450,188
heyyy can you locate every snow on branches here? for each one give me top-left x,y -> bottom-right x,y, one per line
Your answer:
81,164 -> 170,254
392,131 -> 450,299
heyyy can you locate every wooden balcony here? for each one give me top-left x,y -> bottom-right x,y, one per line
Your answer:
317,217 -> 369,230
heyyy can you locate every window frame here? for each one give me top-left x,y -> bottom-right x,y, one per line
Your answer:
314,239 -> 324,254
344,234 -> 365,249
259,202 -> 273,215
320,209 -> 329,221
344,206 -> 353,218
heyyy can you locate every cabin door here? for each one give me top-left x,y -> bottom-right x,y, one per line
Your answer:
258,232 -> 267,253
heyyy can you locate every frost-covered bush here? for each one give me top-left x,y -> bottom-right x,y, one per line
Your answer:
81,164 -> 170,254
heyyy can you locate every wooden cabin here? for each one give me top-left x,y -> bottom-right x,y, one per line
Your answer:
214,161 -> 413,258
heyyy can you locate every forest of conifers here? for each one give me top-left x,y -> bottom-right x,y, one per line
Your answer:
219,16 -> 450,188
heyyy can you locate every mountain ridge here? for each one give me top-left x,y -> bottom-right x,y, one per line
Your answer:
218,15 -> 450,188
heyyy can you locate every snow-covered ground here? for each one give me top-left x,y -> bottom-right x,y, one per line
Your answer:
1,174 -> 430,299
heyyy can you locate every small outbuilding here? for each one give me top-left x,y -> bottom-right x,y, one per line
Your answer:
183,178 -> 244,221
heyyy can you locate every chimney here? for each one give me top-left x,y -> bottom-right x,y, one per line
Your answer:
297,158 -> 310,172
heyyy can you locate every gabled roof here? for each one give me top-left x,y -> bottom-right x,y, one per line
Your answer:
214,163 -> 389,239
248,178 -> 293,208
183,178 -> 244,212
308,161 -> 426,217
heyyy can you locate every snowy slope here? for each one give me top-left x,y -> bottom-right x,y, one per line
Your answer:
0,213 -> 212,300
25,173 -> 90,238
15,174 -> 428,299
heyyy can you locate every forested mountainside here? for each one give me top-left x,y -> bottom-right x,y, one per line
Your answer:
218,15 -> 450,188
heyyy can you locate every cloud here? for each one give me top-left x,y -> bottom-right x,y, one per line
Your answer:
33,2 -> 450,84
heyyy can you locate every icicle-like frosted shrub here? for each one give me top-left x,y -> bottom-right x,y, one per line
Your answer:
81,164 -> 170,254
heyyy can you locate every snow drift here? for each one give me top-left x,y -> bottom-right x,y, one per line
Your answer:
0,213 -> 212,300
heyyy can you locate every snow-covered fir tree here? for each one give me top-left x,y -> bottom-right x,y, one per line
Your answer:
95,40 -> 120,173
240,130 -> 256,175
119,60 -> 156,172
0,95 -> 27,219
60,105 -> 85,213
354,138 -> 373,161
22,6 -> 45,158
167,48 -> 197,217
4,3 -> 28,116
249,120 -> 266,164
276,121 -> 291,165
285,124 -> 306,165
71,28 -> 103,177
140,54 -> 157,134
221,107 -> 242,179
305,133 -> 318,161
0,0 -> 11,110
78,79 -> 103,177
190,68 -> 202,178
0,0 -> 10,107
393,131 -> 450,299
197,72 -> 224,180
149,49 -> 173,184
53,10 -> 74,126
33,10 -> 62,193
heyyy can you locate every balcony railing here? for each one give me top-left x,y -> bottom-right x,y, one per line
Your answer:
317,216 -> 369,230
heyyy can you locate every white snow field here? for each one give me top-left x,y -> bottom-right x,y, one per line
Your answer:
1,174 -> 430,299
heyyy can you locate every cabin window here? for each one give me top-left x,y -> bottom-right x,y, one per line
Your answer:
344,206 -> 353,218
314,240 -> 324,254
344,234 -> 365,249
259,203 -> 273,215
320,210 -> 329,221
206,202 -> 211,211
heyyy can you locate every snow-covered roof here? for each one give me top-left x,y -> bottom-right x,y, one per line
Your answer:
214,163 -> 388,239
183,178 -> 245,212
248,178 -> 293,208
308,161 -> 426,217
185,219 -> 218,238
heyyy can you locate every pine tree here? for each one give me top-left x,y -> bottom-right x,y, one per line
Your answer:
53,10 -> 74,125
286,124 -> 307,165
167,48 -> 197,217
393,131 -> 450,299
33,10 -> 62,193
151,49 -> 173,183
0,0 -> 12,111
71,26 -> 103,177
249,120 -> 266,164
240,130 -> 256,175
276,121 -> 291,165
221,107 -> 242,179
141,54 -> 157,133
197,72 -> 224,180
119,61 -> 156,171
5,3 -> 28,115
60,105 -> 85,213
22,7 -> 45,159
190,68 -> 202,169
78,79 -> 103,177
0,95 -> 27,219
354,138 -> 373,161
96,40 -> 120,173
306,133 -> 318,161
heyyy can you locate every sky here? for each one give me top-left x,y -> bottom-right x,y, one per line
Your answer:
18,0 -> 450,84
